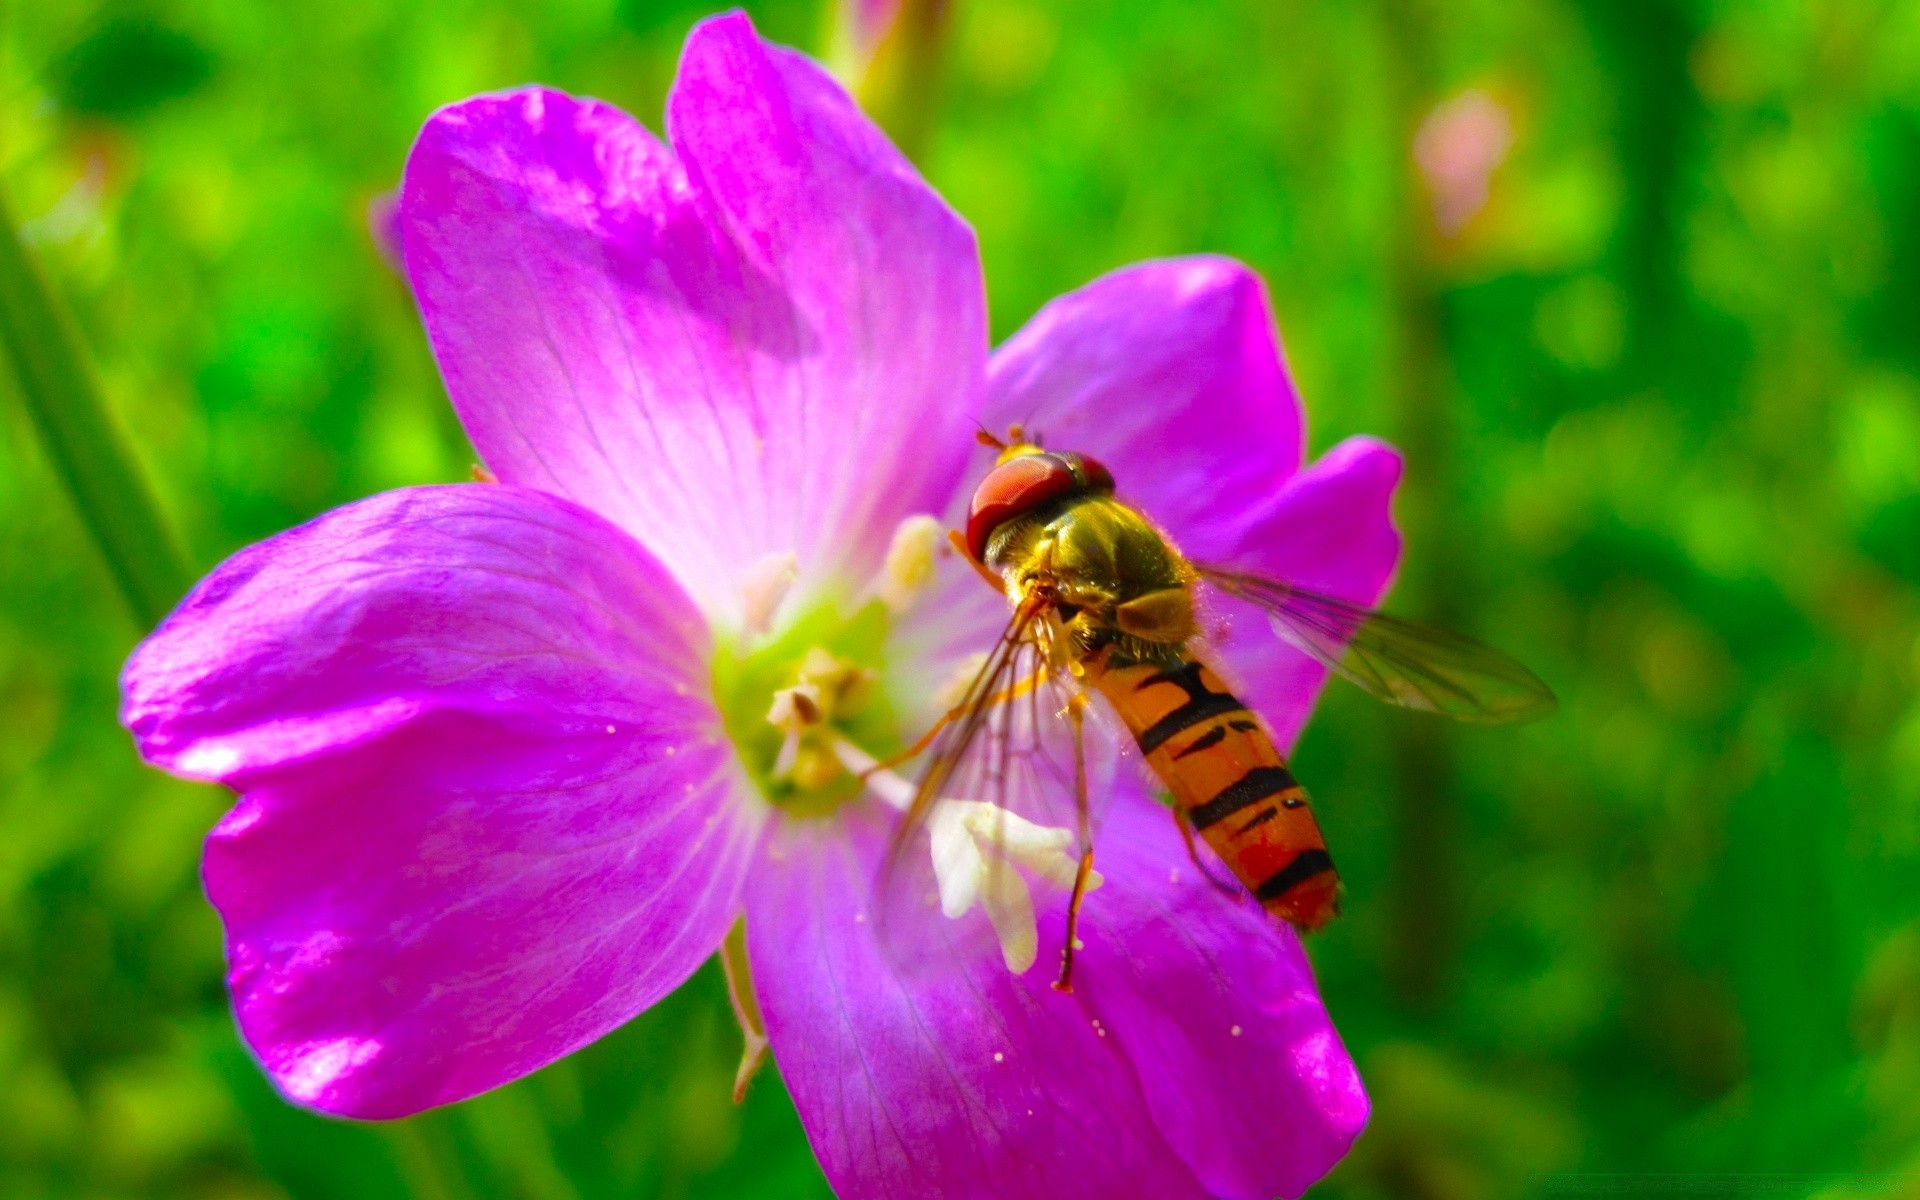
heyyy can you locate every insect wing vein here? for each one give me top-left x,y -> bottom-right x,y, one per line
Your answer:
1193,564 -> 1556,723
874,603 -> 1045,974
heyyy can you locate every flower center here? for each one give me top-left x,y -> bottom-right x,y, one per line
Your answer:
711,600 -> 900,817
709,518 -> 1099,976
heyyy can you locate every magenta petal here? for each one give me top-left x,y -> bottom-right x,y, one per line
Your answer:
1205,435 -> 1404,749
122,485 -> 761,1118
401,13 -> 984,620
745,809 -> 1213,1200
1069,793 -> 1369,1200
984,256 -> 1303,562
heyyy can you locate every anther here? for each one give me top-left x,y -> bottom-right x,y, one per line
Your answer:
879,514 -> 941,612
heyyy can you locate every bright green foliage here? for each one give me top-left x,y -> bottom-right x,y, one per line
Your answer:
0,193 -> 190,627
3,1 -> 1917,1197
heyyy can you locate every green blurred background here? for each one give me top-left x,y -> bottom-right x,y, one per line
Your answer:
4,0 -> 1918,1196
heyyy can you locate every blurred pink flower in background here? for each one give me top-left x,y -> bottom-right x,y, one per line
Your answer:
364,187 -> 402,272
1413,88 -> 1514,236
835,0 -> 908,68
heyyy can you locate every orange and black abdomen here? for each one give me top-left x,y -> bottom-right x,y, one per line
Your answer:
1090,656 -> 1341,931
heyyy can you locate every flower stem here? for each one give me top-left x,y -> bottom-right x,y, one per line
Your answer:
719,919 -> 769,1102
0,187 -> 191,629
385,1117 -> 478,1200
1380,0 -> 1462,1015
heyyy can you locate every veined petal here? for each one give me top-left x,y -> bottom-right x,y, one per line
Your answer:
401,13 -> 984,624
746,809 -> 1213,1200
667,13 -> 985,605
983,256 -> 1303,563
121,485 -> 762,1118
1203,435 -> 1403,749
1067,791 -> 1369,1200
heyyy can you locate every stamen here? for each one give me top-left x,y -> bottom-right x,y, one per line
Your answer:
739,551 -> 799,638
830,738 -> 911,810
766,683 -> 824,731
766,682 -> 822,780
763,651 -> 877,789
796,648 -> 874,718
719,919 -> 769,1103
878,514 -> 942,613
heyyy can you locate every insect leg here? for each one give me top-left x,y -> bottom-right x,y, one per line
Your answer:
1174,806 -> 1242,898
1053,692 -> 1096,993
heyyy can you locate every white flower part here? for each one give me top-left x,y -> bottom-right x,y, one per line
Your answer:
927,801 -> 987,918
830,737 -> 1104,976
829,738 -> 911,809
977,855 -> 1039,974
927,799 -> 1104,975
878,514 -> 942,612
739,550 -> 800,638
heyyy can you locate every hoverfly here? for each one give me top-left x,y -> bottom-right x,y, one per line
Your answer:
878,428 -> 1554,990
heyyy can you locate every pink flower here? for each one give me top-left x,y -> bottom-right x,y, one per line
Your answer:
1413,88 -> 1514,236
121,13 -> 1400,1199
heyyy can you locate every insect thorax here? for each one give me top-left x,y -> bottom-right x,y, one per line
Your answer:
987,495 -> 1197,665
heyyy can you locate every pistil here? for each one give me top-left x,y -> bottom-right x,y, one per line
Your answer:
829,736 -> 1101,974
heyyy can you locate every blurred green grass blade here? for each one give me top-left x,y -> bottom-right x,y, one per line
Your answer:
826,0 -> 951,162
0,188 -> 190,629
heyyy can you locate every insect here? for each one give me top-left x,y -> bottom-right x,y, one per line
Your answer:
880,428 -> 1555,990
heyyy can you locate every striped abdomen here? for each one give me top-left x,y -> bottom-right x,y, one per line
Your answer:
1090,655 -> 1340,931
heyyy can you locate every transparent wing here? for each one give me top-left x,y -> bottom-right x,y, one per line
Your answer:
1194,564 -> 1557,724
872,601 -> 1120,977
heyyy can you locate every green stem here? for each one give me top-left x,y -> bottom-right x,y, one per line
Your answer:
1380,0 -> 1459,1016
0,187 -> 191,629
385,1117 -> 476,1200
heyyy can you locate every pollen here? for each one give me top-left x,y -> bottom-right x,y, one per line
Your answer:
878,514 -> 942,612
764,649 -> 878,790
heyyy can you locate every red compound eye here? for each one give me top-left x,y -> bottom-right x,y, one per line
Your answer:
965,453 -> 1078,562
1063,452 -> 1114,492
